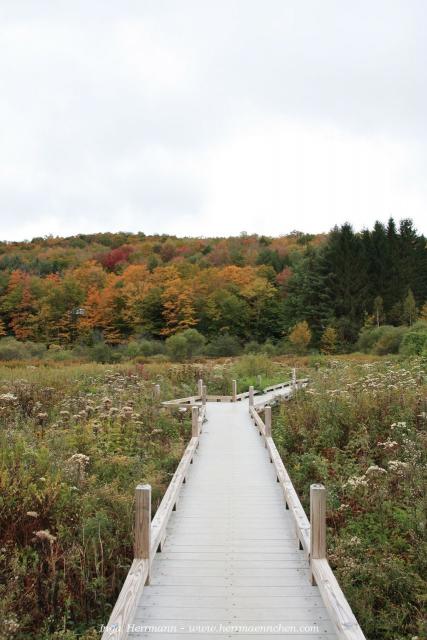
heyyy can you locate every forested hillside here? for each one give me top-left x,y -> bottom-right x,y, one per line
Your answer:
0,219 -> 426,357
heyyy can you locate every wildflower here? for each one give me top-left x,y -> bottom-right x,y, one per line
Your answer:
378,440 -> 399,452
36,412 -> 48,424
365,465 -> 387,477
26,511 -> 38,518
0,393 -> 18,402
68,453 -> 90,466
34,529 -> 56,544
344,475 -> 368,489
3,617 -> 19,633
122,406 -> 133,413
388,460 -> 409,477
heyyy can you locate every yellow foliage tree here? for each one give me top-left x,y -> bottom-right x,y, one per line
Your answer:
288,321 -> 311,353
161,278 -> 197,335
320,326 -> 338,354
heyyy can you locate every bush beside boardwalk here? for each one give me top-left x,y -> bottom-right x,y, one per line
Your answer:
273,358 -> 427,640
1,319 -> 427,365
0,355 -> 425,639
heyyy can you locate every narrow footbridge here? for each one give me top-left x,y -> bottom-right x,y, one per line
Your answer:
102,377 -> 365,640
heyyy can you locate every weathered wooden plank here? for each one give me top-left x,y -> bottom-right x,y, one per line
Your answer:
149,575 -> 313,586
247,406 -> 313,555
140,594 -> 324,607
262,380 -> 292,392
145,584 -> 327,597
134,606 -> 332,621
101,559 -> 149,640
311,559 -> 366,640
151,436 -> 199,555
162,395 -> 201,406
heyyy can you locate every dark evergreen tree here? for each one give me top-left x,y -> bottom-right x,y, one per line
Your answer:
283,247 -> 331,342
319,223 -> 369,326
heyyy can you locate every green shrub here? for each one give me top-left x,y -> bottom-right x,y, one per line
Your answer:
122,339 -> 165,358
205,333 -> 242,357
74,341 -> 123,363
233,353 -> 274,378
0,337 -> 46,360
165,329 -> 206,361
244,340 -> 262,354
244,340 -> 277,356
399,322 -> 427,355
137,339 -> 165,357
92,342 -> 123,363
374,326 -> 407,355
261,340 -> 277,356
357,325 -> 407,355
45,348 -> 75,362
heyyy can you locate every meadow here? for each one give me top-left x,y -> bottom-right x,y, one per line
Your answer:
274,357 -> 426,640
0,354 -> 425,639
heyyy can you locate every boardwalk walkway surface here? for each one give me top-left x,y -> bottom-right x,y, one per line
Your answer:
128,391 -> 337,640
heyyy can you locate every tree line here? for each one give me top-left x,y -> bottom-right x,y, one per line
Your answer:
0,219 -> 426,355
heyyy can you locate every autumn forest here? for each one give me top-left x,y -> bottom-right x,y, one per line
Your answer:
0,218 -> 426,360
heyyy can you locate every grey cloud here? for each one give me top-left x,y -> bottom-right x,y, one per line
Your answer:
0,0 -> 425,239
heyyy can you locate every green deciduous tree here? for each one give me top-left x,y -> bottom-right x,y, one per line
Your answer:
403,289 -> 417,326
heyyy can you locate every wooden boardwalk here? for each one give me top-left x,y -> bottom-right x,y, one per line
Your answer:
103,382 -> 365,640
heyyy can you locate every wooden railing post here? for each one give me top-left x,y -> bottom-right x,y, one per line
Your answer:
249,385 -> 254,409
197,378 -> 203,397
310,483 -> 326,585
153,383 -> 160,400
264,406 -> 271,439
202,385 -> 207,406
135,484 -> 151,583
292,368 -> 297,392
232,379 -> 237,402
192,406 -> 200,437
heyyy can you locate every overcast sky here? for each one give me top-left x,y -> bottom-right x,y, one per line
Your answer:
0,0 -> 425,241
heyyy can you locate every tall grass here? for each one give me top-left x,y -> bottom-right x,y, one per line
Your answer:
273,358 -> 427,640
0,363 -> 195,639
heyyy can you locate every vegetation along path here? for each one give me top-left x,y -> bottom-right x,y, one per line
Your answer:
103,382 -> 365,640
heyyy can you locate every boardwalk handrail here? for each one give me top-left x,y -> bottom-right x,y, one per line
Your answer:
250,388 -> 366,640
101,403 -> 206,640
162,391 -> 254,406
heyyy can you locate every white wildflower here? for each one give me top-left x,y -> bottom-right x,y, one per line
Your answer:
0,393 -> 18,402
365,465 -> 387,477
388,460 -> 409,477
34,529 -> 56,544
